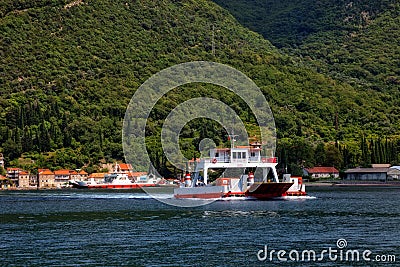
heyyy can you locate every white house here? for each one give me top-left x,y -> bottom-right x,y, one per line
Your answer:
303,167 -> 339,179
387,166 -> 400,180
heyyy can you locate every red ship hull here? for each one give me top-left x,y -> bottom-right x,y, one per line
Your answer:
245,182 -> 294,199
174,182 -> 294,199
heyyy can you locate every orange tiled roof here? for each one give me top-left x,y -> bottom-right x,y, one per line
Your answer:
79,170 -> 88,175
69,170 -> 78,175
54,169 -> 71,175
305,167 -> 339,174
118,163 -> 132,170
19,171 -> 29,175
7,167 -> 21,171
88,173 -> 106,178
40,169 -> 54,175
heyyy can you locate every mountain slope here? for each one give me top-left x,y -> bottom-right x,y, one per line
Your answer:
1,0 -> 398,173
213,0 -> 400,91
212,0 -> 395,47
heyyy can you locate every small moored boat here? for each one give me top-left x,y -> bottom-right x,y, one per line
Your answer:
71,173 -> 160,189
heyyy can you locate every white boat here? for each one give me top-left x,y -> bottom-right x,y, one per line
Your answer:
174,140 -> 296,199
71,173 -> 161,189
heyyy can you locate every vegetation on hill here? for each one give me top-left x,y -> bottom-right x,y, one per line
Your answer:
213,0 -> 400,96
1,0 -> 400,176
213,0 -> 395,47
213,0 -> 400,173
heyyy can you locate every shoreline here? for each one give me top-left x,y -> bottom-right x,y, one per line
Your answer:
305,181 -> 400,187
2,180 -> 400,191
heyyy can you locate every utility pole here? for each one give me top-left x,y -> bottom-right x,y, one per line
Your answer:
211,24 -> 215,57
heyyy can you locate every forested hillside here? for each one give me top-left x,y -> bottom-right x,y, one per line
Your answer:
213,0 -> 400,173
214,0 -> 400,99
1,0 -> 400,175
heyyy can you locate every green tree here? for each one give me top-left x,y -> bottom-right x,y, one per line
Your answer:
325,144 -> 342,168
0,166 -> 6,176
314,143 -> 326,166
2,138 -> 22,161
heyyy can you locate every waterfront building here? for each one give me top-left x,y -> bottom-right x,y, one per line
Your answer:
29,174 -> 38,187
18,171 -> 30,188
344,164 -> 390,181
78,170 -> 88,180
38,169 -> 55,188
69,170 -> 79,181
303,166 -> 339,179
387,166 -> 400,180
87,172 -> 106,183
6,168 -> 22,187
54,169 -> 71,188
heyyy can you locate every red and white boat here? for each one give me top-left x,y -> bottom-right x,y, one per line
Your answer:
174,140 -> 298,199
71,173 -> 160,189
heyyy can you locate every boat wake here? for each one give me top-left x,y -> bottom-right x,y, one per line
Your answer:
58,193 -> 174,200
277,195 -> 317,200
202,210 -> 280,218
131,194 -> 173,200
173,195 -> 316,201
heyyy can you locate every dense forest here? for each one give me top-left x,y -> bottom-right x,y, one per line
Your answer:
1,0 -> 400,176
212,0 -> 400,174
213,0 -> 400,91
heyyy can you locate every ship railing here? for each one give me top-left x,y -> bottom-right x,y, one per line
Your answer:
259,157 -> 278,163
203,157 -> 278,163
205,157 -> 231,163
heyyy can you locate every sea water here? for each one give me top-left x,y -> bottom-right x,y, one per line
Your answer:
0,187 -> 399,266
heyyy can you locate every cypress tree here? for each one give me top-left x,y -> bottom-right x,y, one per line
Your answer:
22,126 -> 33,152
370,138 -> 375,164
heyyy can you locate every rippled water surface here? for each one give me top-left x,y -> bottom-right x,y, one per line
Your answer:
1,187 -> 399,266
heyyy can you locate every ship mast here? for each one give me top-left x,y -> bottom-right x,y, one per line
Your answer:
228,130 -> 238,150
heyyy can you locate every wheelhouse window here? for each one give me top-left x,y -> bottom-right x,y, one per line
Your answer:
232,151 -> 247,159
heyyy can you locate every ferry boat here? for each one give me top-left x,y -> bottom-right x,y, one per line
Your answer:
71,173 -> 160,189
174,141 -> 296,199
